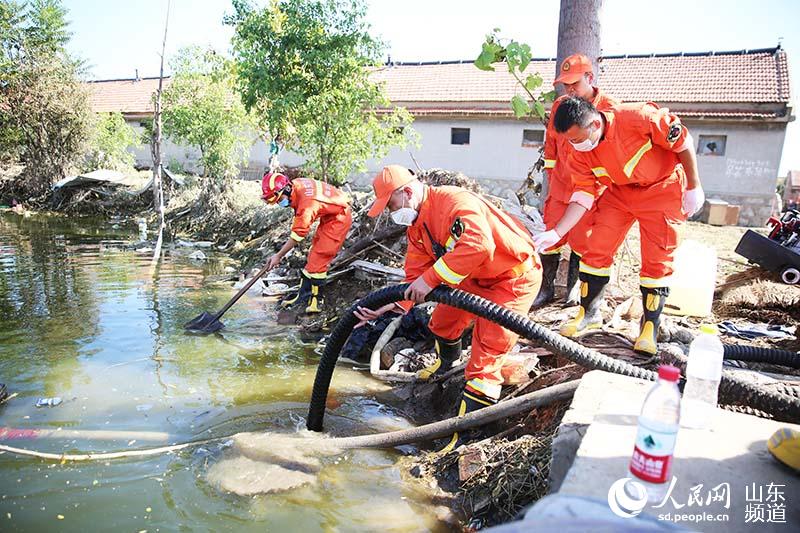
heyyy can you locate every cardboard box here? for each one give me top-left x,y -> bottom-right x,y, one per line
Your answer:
706,198 -> 729,226
724,204 -> 741,226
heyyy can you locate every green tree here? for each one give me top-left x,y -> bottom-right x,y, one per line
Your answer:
227,0 -> 414,185
161,46 -> 254,191
0,0 -> 92,198
84,112 -> 138,171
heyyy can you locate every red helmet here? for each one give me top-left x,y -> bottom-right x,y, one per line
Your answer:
261,172 -> 290,203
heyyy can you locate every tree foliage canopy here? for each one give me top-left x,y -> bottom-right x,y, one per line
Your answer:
161,46 -> 254,184
84,112 -> 138,172
227,0 -> 415,185
1,0 -> 91,196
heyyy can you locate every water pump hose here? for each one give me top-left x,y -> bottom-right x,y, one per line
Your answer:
307,284 -> 800,431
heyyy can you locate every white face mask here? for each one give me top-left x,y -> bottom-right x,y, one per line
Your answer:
570,124 -> 601,152
389,196 -> 418,226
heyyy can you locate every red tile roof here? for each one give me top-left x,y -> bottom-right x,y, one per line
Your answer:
88,77 -> 168,115
87,47 -> 791,118
373,47 -> 790,105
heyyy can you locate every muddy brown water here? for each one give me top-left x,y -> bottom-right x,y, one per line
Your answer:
0,211 -> 448,532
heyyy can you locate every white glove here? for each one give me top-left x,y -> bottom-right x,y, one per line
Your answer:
682,186 -> 705,217
532,229 -> 561,251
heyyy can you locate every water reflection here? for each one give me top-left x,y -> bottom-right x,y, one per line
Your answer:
0,211 -> 445,532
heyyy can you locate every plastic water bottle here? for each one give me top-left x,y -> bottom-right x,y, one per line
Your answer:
629,365 -> 681,503
680,324 -> 724,429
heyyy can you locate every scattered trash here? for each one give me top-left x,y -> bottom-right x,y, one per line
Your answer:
232,277 -> 266,294
177,239 -> 214,248
138,219 -> 147,241
35,397 -> 62,408
718,321 -> 795,340
135,247 -> 153,254
135,404 -> 153,412
188,250 -> 207,261
262,282 -> 290,296
224,266 -> 236,273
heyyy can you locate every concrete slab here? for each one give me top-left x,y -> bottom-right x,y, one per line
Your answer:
551,370 -> 799,532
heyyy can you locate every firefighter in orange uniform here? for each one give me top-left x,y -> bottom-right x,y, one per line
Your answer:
532,97 -> 705,355
261,172 -> 352,313
533,54 -> 620,308
355,165 -> 541,450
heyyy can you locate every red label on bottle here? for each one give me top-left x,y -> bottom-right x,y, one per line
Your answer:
630,445 -> 673,483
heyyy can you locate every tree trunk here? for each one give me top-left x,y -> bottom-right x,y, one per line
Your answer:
555,0 -> 603,96
149,1 -> 170,273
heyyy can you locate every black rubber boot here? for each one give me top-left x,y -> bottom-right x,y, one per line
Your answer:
559,272 -> 608,337
304,276 -> 325,314
281,271 -> 313,309
440,385 -> 498,452
564,252 -> 581,306
417,335 -> 461,381
634,286 -> 669,356
531,253 -> 559,309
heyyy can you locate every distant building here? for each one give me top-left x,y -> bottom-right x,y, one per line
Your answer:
87,46 -> 794,226
783,170 -> 800,208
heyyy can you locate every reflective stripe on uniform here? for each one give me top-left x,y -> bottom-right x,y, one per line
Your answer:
508,256 -> 534,277
640,275 -> 670,288
579,261 -> 610,277
623,140 -> 653,178
303,269 -> 327,279
290,231 -> 304,242
591,167 -> 610,179
433,257 -> 467,285
543,159 -> 556,169
465,378 -> 501,400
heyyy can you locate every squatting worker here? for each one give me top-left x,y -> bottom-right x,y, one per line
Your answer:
261,172 -> 352,314
532,97 -> 705,356
354,165 -> 541,451
533,53 -> 619,309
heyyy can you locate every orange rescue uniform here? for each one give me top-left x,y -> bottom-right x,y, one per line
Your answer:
566,102 -> 692,287
288,178 -> 352,277
400,186 -> 541,398
541,88 -> 619,256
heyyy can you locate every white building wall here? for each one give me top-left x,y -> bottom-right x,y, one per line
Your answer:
126,116 -> 787,226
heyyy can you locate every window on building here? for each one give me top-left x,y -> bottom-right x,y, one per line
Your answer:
697,135 -> 727,156
451,127 -> 470,145
522,129 -> 544,147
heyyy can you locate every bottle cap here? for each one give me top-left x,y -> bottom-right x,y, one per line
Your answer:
699,324 -> 719,335
658,365 -> 681,382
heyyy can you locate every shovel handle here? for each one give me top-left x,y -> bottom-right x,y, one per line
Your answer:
213,262 -> 273,321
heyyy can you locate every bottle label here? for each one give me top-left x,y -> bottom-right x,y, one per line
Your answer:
629,423 -> 677,483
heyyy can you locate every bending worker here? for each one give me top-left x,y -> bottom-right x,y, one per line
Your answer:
261,172 -> 352,314
355,165 -> 541,450
533,53 -> 619,308
532,97 -> 705,355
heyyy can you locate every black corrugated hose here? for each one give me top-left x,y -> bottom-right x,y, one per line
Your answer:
307,285 -> 800,431
724,344 -> 799,369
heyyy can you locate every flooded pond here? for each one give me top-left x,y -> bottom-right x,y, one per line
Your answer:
0,211 -> 446,531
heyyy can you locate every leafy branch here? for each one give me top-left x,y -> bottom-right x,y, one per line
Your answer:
474,29 -> 556,123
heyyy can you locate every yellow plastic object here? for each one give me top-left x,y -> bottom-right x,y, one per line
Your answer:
699,324 -> 720,335
767,427 -> 800,471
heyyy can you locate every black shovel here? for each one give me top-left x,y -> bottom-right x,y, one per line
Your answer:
185,262 -> 274,334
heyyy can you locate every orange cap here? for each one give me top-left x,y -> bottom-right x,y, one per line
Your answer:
554,54 -> 593,85
367,165 -> 416,217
